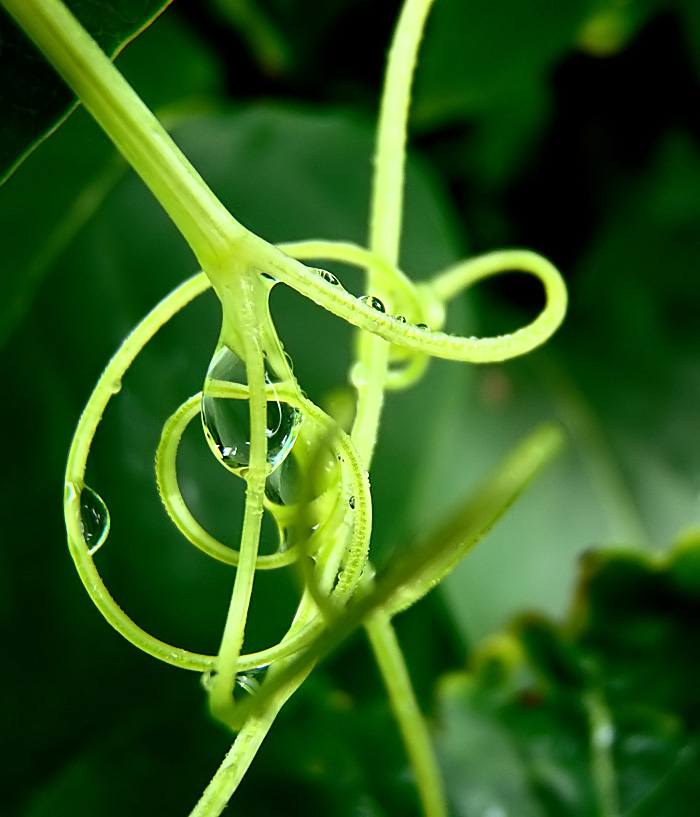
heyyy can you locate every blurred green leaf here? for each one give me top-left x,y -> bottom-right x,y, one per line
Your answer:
436,536 -> 700,816
0,0 -> 173,183
430,130 -> 700,642
0,9 -> 223,349
413,0 -> 588,125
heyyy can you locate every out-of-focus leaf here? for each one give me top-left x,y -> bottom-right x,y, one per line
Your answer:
435,534 -> 700,816
433,131 -> 700,642
0,10 -> 223,349
675,0 -> 700,80
0,0 -> 173,183
411,0 -> 663,188
562,133 -> 700,545
413,0 -> 587,122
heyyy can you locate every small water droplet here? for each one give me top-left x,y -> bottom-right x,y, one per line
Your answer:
393,314 -> 407,323
73,483 -> 110,555
201,346 -> 302,475
312,267 -> 340,286
235,672 -> 262,695
359,294 -> 386,313
362,563 -> 377,582
200,667 -> 266,696
416,323 -> 430,330
110,378 -> 122,394
260,270 -> 278,284
348,495 -> 356,510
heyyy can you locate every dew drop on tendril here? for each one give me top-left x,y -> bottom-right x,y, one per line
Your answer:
312,267 -> 340,286
201,346 -> 302,475
359,294 -> 386,313
200,668 -> 265,696
235,672 -> 262,695
348,495 -> 356,510
67,482 -> 110,555
393,314 -> 407,323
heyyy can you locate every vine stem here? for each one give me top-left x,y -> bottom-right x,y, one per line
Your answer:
352,0 -> 436,466
352,1 -> 448,815
366,611 -> 447,817
189,626 -> 316,817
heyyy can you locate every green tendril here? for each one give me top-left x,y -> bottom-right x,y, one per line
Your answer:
4,0 -> 573,812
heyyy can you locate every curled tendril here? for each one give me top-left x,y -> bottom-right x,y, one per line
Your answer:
155,386 -> 371,594
274,242 -> 567,364
63,239 -> 566,678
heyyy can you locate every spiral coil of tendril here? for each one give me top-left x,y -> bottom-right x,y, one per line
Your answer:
63,240 -> 567,682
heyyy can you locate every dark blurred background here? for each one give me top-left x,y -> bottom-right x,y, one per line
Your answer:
1,0 -> 699,814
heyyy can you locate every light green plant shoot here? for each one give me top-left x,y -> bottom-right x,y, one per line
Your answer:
2,0 -> 568,814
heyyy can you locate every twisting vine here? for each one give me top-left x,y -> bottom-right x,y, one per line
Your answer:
2,0 -> 568,814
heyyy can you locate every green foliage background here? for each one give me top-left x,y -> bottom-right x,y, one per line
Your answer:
1,0 -> 699,814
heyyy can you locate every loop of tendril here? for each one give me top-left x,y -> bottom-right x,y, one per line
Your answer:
63,240 -> 565,675
155,386 -> 371,600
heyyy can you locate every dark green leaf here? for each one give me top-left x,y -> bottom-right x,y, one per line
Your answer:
0,9 -> 222,348
0,0 -> 173,183
435,538 -> 700,816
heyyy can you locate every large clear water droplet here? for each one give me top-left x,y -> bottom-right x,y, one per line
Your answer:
68,482 -> 110,555
201,346 -> 302,475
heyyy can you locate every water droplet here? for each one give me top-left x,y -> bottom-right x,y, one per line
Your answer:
348,495 -> 356,510
359,295 -> 386,313
201,346 -> 302,476
393,314 -> 407,323
73,483 -> 110,555
416,323 -> 430,330
110,378 -> 122,394
265,453 -> 302,506
312,267 -> 340,286
200,668 -> 265,695
235,672 -> 262,695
